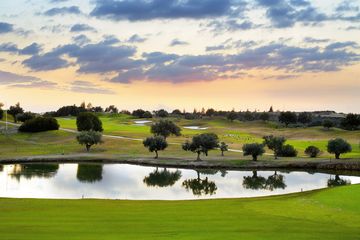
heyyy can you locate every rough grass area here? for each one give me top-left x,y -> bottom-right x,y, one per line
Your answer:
0,185 -> 359,239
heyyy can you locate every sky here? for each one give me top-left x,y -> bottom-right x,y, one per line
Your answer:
0,0 -> 359,113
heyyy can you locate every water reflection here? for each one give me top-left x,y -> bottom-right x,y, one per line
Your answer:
9,164 -> 59,180
76,164 -> 103,183
327,175 -> 351,187
243,171 -> 286,191
182,170 -> 217,196
143,168 -> 182,187
0,164 -> 358,200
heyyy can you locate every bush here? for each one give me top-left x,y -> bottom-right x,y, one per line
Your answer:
16,112 -> 36,122
327,138 -> 352,159
76,112 -> 103,132
305,146 -> 321,158
18,117 -> 59,132
278,144 -> 298,157
242,143 -> 265,161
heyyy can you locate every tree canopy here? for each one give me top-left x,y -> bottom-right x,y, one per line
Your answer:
76,112 -> 103,132
143,136 -> 168,159
182,133 -> 219,161
150,120 -> 181,139
327,138 -> 352,159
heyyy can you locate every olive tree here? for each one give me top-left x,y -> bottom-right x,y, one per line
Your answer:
150,120 -> 181,139
8,103 -> 24,123
327,138 -> 352,159
143,136 -> 168,159
323,120 -> 334,130
76,112 -> 103,132
182,133 -> 219,161
305,146 -> 321,158
263,135 -> 286,159
242,143 -> 265,161
76,130 -> 103,152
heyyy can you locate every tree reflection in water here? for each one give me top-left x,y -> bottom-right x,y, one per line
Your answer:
76,164 -> 103,183
182,170 -> 217,196
9,164 -> 59,181
243,171 -> 287,191
327,175 -> 351,187
143,168 -> 182,187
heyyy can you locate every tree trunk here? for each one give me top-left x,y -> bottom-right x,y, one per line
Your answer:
221,151 -> 224,156
196,152 -> 201,161
335,153 -> 340,159
154,150 -> 158,159
86,144 -> 91,152
252,154 -> 257,161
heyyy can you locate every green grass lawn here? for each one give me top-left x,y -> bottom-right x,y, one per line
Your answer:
0,184 -> 359,239
1,114 -> 360,159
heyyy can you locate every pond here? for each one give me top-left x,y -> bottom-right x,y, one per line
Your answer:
0,163 -> 359,200
133,120 -> 152,126
183,126 -> 209,130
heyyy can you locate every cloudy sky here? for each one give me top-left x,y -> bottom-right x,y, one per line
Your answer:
0,0 -> 359,113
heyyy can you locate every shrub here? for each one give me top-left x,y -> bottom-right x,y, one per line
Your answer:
305,146 -> 321,158
327,138 -> 352,159
242,143 -> 265,161
143,136 -> 168,159
18,117 -> 59,132
76,112 -> 103,132
76,130 -> 103,152
16,112 -> 36,122
278,144 -> 298,157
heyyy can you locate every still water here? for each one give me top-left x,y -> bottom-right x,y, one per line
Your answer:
0,163 -> 359,200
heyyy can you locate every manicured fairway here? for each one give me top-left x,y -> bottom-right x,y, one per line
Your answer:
0,185 -> 359,239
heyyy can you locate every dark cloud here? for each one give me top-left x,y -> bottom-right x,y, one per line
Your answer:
0,42 -> 42,55
0,70 -> 57,88
23,53 -> 71,71
43,6 -> 82,16
0,22 -> 14,34
325,41 -> 358,50
70,24 -> 97,32
70,80 -> 115,94
206,19 -> 259,33
91,0 -> 235,21
128,34 -> 147,43
169,39 -> 189,46
72,34 -> 91,45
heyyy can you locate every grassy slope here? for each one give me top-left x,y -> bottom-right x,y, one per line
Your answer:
1,114 -> 359,159
0,185 -> 359,239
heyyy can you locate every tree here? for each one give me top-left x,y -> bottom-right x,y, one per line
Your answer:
182,170 -> 217,196
105,105 -> 118,113
278,144 -> 297,157
8,103 -> 24,123
154,109 -> 169,118
243,171 -> 266,190
171,109 -> 182,116
242,143 -> 265,161
227,110 -> 237,122
150,120 -> 181,139
327,138 -> 352,159
206,108 -> 215,117
0,108 -> 3,120
297,112 -> 312,125
76,112 -> 103,132
10,164 -> 59,180
269,106 -> 274,112
219,142 -> 228,156
265,171 -> 286,191
259,112 -> 269,121
305,146 -> 321,158
143,136 -> 168,159
278,111 -> 297,127
18,117 -> 59,132
323,120 -> 334,130
182,133 -> 219,161
263,135 -> 286,159
341,113 -> 360,130
327,175 -> 350,187
77,164 -> 103,183
143,168 -> 181,187
76,130 -> 103,152
16,112 -> 36,122
132,109 -> 146,118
